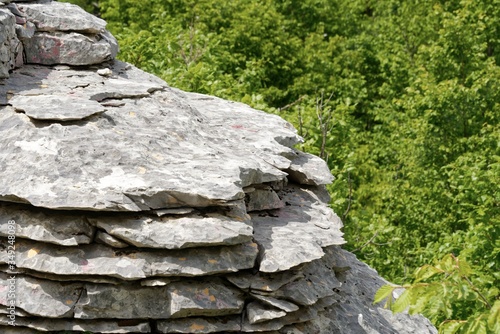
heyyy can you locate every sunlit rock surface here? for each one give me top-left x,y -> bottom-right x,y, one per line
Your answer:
0,1 -> 437,333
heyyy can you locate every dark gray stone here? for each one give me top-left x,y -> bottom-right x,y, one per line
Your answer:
74,279 -> 244,319
246,187 -> 283,212
1,238 -> 259,279
0,273 -> 83,318
251,294 -> 299,313
0,317 -> 151,333
157,316 -> 241,333
247,301 -> 286,324
0,202 -> 94,246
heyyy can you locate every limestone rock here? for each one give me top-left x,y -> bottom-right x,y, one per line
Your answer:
251,294 -> 299,313
94,230 -> 129,248
9,94 -> 107,121
0,2 -> 437,333
253,184 -> 345,272
279,247 -> 437,334
0,8 -> 22,78
168,280 -> 245,318
14,21 -> 35,39
0,317 -> 151,333
23,31 -> 117,65
286,149 -> 334,185
247,301 -> 287,324
2,238 -> 258,279
0,327 -> 42,334
15,1 -> 118,66
0,202 -> 94,246
241,306 -> 318,332
89,201 -> 253,249
74,279 -> 245,319
18,2 -> 107,34
246,187 -> 283,212
226,269 -> 303,292
0,63 -> 299,212
157,316 -> 241,334
74,283 -> 171,319
0,273 -> 83,318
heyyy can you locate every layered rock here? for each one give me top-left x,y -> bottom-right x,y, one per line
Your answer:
0,1 -> 437,333
0,0 -> 117,79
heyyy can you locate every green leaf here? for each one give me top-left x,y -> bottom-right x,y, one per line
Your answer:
457,257 -> 473,277
463,316 -> 488,334
373,285 -> 396,308
439,320 -> 463,334
392,288 -> 412,313
488,300 -> 500,333
415,265 -> 443,282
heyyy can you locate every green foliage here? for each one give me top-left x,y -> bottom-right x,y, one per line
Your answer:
375,254 -> 499,334
60,0 -> 500,330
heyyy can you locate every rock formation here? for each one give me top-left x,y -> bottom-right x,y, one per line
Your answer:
0,1 -> 437,333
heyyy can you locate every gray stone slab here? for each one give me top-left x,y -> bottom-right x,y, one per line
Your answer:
1,238 -> 258,279
0,202 -> 94,246
0,63 -> 300,212
251,294 -> 299,313
94,230 -> 129,248
286,149 -> 334,185
0,8 -> 21,79
18,2 -> 107,34
154,207 -> 195,216
11,267 -> 123,285
23,31 -> 117,66
74,279 -> 244,319
247,301 -> 286,324
0,326 -> 42,334
9,94 -> 106,121
23,32 -> 116,66
270,251 -> 342,306
226,270 -> 302,292
89,200 -> 253,249
0,317 -> 151,333
246,187 -> 283,212
75,283 -> 171,319
0,273 -> 83,318
157,316 -> 241,333
252,184 -> 345,273
15,21 -> 35,39
168,280 -> 245,318
140,277 -> 176,287
85,77 -> 163,101
241,307 -> 317,332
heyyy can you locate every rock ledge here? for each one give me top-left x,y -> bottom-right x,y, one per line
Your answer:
0,1 -> 437,333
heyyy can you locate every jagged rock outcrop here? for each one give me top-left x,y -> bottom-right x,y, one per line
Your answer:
0,1 -> 437,333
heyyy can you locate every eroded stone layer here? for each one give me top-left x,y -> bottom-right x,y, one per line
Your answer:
0,1 -> 437,333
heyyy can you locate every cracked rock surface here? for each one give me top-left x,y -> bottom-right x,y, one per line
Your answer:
0,1 -> 437,333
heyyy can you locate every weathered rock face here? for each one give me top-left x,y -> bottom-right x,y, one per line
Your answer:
0,1 -> 437,333
0,6 -> 23,78
0,0 -> 117,77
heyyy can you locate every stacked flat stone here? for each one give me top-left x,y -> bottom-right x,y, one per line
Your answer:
0,1 -> 437,333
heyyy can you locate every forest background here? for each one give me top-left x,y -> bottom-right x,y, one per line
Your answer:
62,0 -> 499,332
